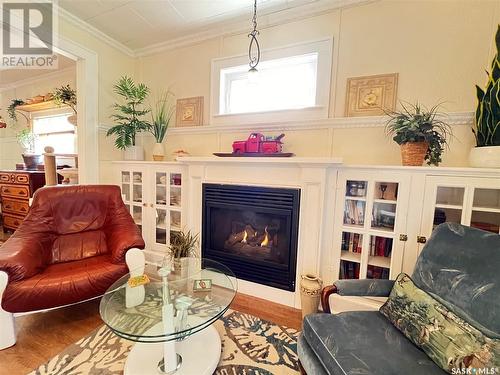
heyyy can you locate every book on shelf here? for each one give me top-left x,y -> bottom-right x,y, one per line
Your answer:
340,260 -> 360,279
368,236 -> 393,257
344,200 -> 365,226
341,232 -> 362,253
367,265 -> 390,279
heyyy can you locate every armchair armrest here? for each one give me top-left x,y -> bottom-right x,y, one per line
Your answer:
321,279 -> 395,313
0,230 -> 54,282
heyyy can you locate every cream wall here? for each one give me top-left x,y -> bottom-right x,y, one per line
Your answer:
135,0 -> 500,167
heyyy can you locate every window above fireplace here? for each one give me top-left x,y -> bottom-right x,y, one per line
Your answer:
210,38 -> 333,125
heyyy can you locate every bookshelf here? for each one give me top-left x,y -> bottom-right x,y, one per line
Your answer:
335,172 -> 409,282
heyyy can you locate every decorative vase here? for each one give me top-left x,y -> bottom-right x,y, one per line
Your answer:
300,274 -> 323,318
469,146 -> 500,168
124,145 -> 144,161
22,154 -> 42,170
152,142 -> 165,161
400,142 -> 429,166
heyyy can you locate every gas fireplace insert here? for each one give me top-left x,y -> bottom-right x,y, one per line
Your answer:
202,184 -> 300,291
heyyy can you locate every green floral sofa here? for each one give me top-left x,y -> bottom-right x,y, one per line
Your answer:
298,223 -> 500,374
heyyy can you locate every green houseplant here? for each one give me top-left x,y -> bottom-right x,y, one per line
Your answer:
16,127 -> 42,170
150,91 -> 175,161
106,76 -> 150,160
168,229 -> 199,273
7,99 -> 26,124
53,85 -> 77,125
470,24 -> 500,167
385,102 -> 452,166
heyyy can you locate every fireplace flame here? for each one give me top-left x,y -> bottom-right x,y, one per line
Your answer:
260,226 -> 269,247
241,230 -> 248,243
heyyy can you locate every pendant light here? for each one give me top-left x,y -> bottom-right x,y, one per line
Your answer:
247,0 -> 260,83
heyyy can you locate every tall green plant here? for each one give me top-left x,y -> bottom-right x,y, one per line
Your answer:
107,76 -> 150,150
149,91 -> 175,143
473,25 -> 500,147
385,102 -> 452,166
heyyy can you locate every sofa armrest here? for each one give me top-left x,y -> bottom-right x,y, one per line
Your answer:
321,279 -> 395,313
0,231 -> 53,282
107,224 -> 145,263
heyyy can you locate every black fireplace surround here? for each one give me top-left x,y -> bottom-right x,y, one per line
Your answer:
202,184 -> 300,291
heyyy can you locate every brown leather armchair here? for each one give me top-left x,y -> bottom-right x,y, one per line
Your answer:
0,185 -> 145,349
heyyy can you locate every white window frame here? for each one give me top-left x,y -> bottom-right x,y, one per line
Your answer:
210,38 -> 333,126
31,108 -> 77,156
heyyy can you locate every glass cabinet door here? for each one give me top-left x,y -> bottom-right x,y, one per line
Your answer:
338,176 -> 406,281
169,172 -> 183,245
154,172 -> 168,247
471,188 -> 500,234
120,170 -> 145,236
433,186 -> 465,229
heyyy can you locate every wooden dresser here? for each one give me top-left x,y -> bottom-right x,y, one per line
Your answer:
0,170 -> 45,232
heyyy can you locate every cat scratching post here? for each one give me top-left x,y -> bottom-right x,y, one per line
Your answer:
43,146 -> 57,186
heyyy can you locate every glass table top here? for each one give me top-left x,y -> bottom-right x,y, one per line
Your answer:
99,258 -> 237,343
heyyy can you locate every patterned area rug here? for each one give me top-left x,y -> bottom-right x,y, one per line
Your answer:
30,310 -> 300,375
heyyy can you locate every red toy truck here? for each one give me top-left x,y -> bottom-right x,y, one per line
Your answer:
232,133 -> 285,154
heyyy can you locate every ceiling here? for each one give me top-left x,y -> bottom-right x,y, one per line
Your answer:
0,54 -> 75,87
59,0 -> 341,52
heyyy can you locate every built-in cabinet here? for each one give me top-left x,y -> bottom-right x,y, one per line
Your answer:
115,162 -> 187,258
333,169 -> 500,281
329,167 -> 500,312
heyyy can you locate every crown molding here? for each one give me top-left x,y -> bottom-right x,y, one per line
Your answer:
57,0 -> 373,58
135,0 -> 375,57
0,66 -> 76,92
57,6 -> 136,58
98,111 -> 474,134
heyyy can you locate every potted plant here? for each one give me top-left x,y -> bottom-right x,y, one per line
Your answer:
168,229 -> 199,273
385,102 -> 452,166
107,76 -> 151,160
16,127 -> 41,170
470,25 -> 500,168
53,84 -> 77,125
149,90 -> 175,161
7,99 -> 27,124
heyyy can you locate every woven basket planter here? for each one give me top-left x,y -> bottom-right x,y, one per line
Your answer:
400,142 -> 429,166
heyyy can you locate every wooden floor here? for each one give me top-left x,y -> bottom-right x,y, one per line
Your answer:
0,293 -> 302,375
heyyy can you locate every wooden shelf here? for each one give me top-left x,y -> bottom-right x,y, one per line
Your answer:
15,100 -> 69,113
368,255 -> 391,269
435,203 -> 463,210
340,250 -> 361,263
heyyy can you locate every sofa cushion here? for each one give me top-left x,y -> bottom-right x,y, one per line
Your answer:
51,230 -> 109,263
412,223 -> 500,337
380,273 -> 500,373
302,312 -> 445,375
298,333 -> 328,375
2,255 -> 127,313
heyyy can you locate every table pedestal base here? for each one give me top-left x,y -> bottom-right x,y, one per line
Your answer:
124,324 -> 221,375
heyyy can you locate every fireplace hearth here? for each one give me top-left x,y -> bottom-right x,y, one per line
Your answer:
202,184 -> 300,291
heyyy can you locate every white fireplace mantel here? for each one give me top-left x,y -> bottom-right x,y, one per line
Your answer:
176,156 -> 343,167
178,156 -> 343,308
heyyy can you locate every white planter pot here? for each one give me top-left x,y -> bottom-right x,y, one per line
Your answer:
469,146 -> 500,168
152,142 -> 165,161
124,145 -> 144,161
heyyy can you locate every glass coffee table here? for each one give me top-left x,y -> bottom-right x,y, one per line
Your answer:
100,255 -> 237,375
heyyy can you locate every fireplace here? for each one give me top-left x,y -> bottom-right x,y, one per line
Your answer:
202,184 -> 300,291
